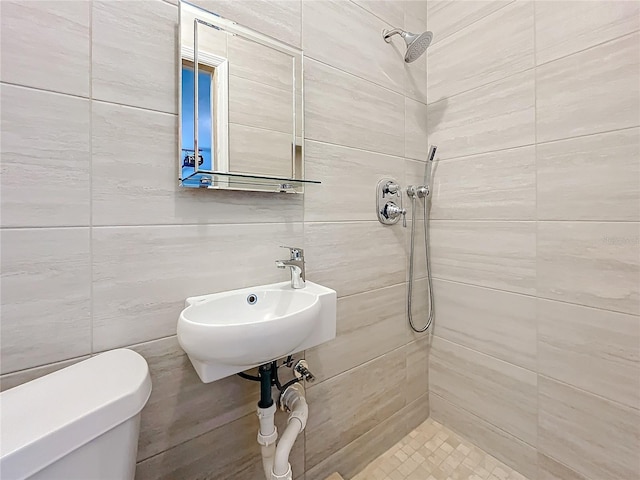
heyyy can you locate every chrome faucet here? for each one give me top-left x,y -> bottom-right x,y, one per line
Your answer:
276,246 -> 306,289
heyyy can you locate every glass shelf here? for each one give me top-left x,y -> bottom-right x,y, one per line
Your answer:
180,170 -> 321,193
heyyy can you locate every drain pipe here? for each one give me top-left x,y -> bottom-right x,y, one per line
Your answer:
272,384 -> 308,479
251,362 -> 311,480
256,364 -> 278,480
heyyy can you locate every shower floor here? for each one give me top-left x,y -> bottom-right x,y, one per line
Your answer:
351,418 -> 529,480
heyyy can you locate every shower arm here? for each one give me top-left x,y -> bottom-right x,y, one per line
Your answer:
382,28 -> 405,43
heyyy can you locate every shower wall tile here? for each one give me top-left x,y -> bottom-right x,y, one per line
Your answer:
405,337 -> 430,404
303,141 -> 405,222
403,0 -> 429,34
303,0 -> 405,94
429,393 -> 537,479
352,0 -> 405,27
538,376 -> 640,480
537,454 -> 589,480
92,0 -> 177,113
427,1 -> 534,102
0,228 -> 91,374
305,347 -> 407,469
536,32 -> 640,143
305,283 -> 408,383
537,128 -> 640,221
131,336 -> 257,460
305,59 -> 405,157
0,85 -> 90,228
432,279 -> 537,371
430,146 -> 536,220
0,0 -> 90,96
304,221 -> 406,298
405,97 -> 429,161
190,0 -> 301,48
429,220 -> 537,295
426,0 -> 513,45
429,337 -> 537,446
427,69 -> 535,160
535,0 -> 640,65
537,222 -> 640,315
538,299 -> 640,410
305,393 -> 430,480
92,223 -> 303,351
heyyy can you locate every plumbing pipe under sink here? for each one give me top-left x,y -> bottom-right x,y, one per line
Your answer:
257,384 -> 309,480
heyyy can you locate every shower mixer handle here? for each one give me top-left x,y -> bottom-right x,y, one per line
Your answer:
383,202 -> 407,227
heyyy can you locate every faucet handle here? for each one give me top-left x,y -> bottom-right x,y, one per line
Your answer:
280,245 -> 304,260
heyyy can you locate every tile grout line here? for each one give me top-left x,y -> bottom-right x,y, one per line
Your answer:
89,0 -> 95,357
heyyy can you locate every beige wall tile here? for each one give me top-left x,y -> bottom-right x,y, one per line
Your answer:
536,32 -> 640,143
92,102 -> 302,225
538,453 -> 589,480
403,0 -> 429,34
305,59 -> 405,157
229,124 -> 293,177
305,348 -> 407,469
229,74 -> 293,134
433,279 -> 537,370
538,376 -> 640,480
537,128 -> 640,221
537,222 -> 640,315
92,0 -> 177,113
303,0 -> 405,94
429,220 -> 537,295
405,337 -> 430,404
429,337 -> 537,445
353,0 -> 405,27
535,1 -> 640,65
430,146 -> 536,220
405,97 -> 429,161
1,85 -> 90,228
0,228 -> 91,374
305,393 -> 430,480
131,336 -> 257,460
190,0 -> 301,48
304,141 -> 405,222
304,222 -> 406,298
136,411 -> 301,479
430,393 -> 537,479
0,356 -> 89,392
427,1 -> 534,102
306,284 -> 408,383
538,298 -> 640,410
426,0 -> 513,45
92,223 -> 303,351
427,69 -> 535,160
0,0 -> 90,96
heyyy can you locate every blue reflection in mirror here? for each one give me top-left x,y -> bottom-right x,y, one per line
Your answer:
181,65 -> 213,183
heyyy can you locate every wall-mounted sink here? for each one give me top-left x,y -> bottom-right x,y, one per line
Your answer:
177,281 -> 336,383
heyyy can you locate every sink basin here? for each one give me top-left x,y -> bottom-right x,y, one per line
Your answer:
177,281 -> 336,383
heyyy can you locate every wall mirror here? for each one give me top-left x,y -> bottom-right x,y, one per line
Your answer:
179,1 -> 319,193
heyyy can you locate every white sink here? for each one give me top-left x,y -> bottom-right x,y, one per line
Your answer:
177,281 -> 336,383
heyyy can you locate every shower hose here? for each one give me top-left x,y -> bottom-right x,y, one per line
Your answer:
407,194 -> 434,333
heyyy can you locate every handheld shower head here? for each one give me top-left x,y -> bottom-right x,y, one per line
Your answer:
383,28 -> 433,63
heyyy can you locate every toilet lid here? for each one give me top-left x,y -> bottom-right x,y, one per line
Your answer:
0,349 -> 152,479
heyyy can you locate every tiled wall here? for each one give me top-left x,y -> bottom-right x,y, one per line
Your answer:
0,1 -> 431,479
424,1 -> 640,479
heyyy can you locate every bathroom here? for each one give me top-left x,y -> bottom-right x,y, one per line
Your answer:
0,0 -> 639,479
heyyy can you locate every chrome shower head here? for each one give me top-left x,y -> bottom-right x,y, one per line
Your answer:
383,28 -> 433,63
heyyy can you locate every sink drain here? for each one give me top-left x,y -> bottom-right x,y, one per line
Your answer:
247,294 -> 258,305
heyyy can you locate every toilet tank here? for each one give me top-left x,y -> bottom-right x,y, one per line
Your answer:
0,349 -> 152,480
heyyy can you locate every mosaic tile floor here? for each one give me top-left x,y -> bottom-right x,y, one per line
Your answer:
351,418 -> 530,480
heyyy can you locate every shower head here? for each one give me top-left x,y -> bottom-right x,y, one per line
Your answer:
383,28 -> 433,63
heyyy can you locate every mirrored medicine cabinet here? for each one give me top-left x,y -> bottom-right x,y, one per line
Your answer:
178,1 -> 319,193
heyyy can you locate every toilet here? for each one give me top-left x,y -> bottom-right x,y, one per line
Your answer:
0,349 -> 152,480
